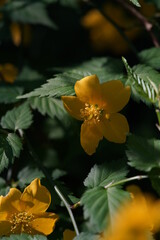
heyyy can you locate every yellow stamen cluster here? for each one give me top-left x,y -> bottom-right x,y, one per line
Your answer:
10,212 -> 34,233
80,103 -> 104,123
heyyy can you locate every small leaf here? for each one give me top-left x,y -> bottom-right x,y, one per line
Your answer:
0,134 -> 13,173
128,0 -> 141,7
139,47 -> 160,70
126,135 -> 160,172
0,177 -> 10,196
52,169 -> 67,180
17,166 -> 44,188
0,233 -> 47,240
73,232 -> 98,240
1,102 -> 33,131
0,87 -> 23,104
7,133 -> 23,158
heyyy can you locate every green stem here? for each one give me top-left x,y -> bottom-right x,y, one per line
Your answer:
104,175 -> 148,189
25,136 -> 79,236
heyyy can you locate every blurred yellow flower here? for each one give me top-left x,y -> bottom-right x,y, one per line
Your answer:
63,229 -> 76,240
62,75 -> 130,155
10,23 -> 32,47
0,178 -> 59,236
102,186 -> 160,240
81,1 -> 156,54
0,63 -> 18,83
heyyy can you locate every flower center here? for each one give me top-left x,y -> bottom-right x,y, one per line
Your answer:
10,212 -> 34,233
80,103 -> 104,123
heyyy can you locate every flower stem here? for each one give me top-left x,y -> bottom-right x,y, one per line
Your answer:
116,0 -> 160,47
104,175 -> 148,189
25,136 -> 79,236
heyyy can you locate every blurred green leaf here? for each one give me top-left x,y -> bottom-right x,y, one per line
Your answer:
1,102 -> 33,131
139,47 -> 160,70
3,1 -> 57,29
149,169 -> 160,196
145,0 -> 160,8
29,97 -> 66,119
126,135 -> 160,172
0,134 -> 13,173
81,163 -> 129,232
17,166 -> 44,188
52,169 -> 67,180
7,133 -> 23,158
0,87 -> 23,104
122,57 -> 159,106
74,233 -> 98,240
0,178 -> 9,196
128,0 -> 141,7
0,234 -> 47,240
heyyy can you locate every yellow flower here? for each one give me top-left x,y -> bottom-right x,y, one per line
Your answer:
62,75 -> 130,155
0,63 -> 18,83
63,229 -> 76,240
102,186 -> 160,240
0,178 -> 59,236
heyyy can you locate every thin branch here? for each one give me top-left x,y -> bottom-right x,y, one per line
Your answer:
116,0 -> 160,47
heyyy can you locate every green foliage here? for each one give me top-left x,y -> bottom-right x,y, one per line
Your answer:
0,134 -> 13,173
74,233 -> 98,240
0,234 -> 47,240
81,163 -> 129,232
3,1 -> 57,29
28,97 -> 66,119
0,178 -> 10,196
7,133 -> 23,158
0,87 -> 23,104
145,0 -> 160,8
122,57 -> 159,105
1,103 -> 33,131
128,0 -> 141,7
126,134 -> 160,172
139,47 -> 160,70
17,166 -> 44,188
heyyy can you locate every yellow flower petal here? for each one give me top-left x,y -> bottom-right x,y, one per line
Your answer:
74,75 -> 102,105
63,229 -> 76,240
98,113 -> 129,143
29,215 -> 59,235
100,80 -> 131,113
0,188 -> 21,213
61,96 -> 84,120
0,221 -> 12,236
80,121 -> 103,155
0,64 -> 18,84
20,178 -> 51,213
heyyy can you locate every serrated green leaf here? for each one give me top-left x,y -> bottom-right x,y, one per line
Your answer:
126,135 -> 160,172
7,133 -> 23,158
0,134 -> 13,173
28,96 -> 66,119
3,1 -> 57,29
0,87 -> 23,104
0,233 -> 47,240
84,162 -> 128,188
128,0 -> 141,7
139,47 -> 160,70
74,232 -> 98,240
122,57 -> 159,105
1,103 -> 33,131
81,186 -> 129,232
17,166 -> 44,188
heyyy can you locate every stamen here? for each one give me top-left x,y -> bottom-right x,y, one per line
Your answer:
80,103 -> 104,123
10,212 -> 34,233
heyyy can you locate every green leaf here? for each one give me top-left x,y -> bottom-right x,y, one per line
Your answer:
81,163 -> 129,231
122,57 -> 159,105
128,0 -> 141,7
0,177 -> 10,196
4,1 -> 57,29
74,233 -> 98,240
0,134 -> 13,173
17,166 -> 44,188
0,234 -> 47,240
1,102 -> 33,131
7,133 -> 23,158
52,169 -> 67,180
81,186 -> 129,232
84,162 -> 128,188
28,96 -> 66,119
145,0 -> 160,8
139,47 -> 160,70
0,87 -> 23,104
126,135 -> 160,172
